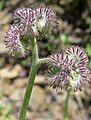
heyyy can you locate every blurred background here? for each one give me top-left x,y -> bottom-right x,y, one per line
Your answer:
0,0 -> 91,120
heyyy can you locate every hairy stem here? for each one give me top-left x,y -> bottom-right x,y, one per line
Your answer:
37,58 -> 50,65
64,91 -> 71,120
19,38 -> 49,120
19,38 -> 39,120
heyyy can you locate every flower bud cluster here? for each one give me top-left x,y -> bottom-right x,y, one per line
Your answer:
46,46 -> 89,91
5,6 -> 57,57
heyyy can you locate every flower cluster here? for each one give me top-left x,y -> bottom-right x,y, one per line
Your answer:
5,25 -> 25,57
32,6 -> 56,36
5,6 -> 57,57
46,46 -> 89,91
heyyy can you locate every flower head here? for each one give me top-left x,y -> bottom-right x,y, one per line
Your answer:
14,7 -> 35,35
49,52 -> 72,67
46,46 -> 89,91
65,46 -> 89,91
5,25 -> 28,57
5,6 -> 57,57
65,46 -> 88,66
46,52 -> 71,90
31,6 -> 57,36
14,6 -> 57,37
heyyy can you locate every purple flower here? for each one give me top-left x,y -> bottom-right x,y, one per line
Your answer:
65,46 -> 88,66
46,46 -> 89,91
14,7 -> 35,35
46,71 -> 69,90
5,6 -> 57,57
69,66 -> 89,91
65,46 -> 89,91
31,6 -> 57,36
14,6 -> 57,36
46,52 -> 71,90
49,52 -> 72,67
5,25 -> 27,57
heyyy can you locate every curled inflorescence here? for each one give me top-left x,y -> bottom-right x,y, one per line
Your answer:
5,25 -> 26,57
32,6 -> 57,36
5,6 -> 57,57
46,46 -> 90,91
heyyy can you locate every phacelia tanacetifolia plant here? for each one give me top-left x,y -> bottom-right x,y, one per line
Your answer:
4,6 -> 90,120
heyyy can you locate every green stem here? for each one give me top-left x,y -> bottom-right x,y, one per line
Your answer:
64,91 -> 71,120
19,38 -> 39,120
31,38 -> 39,61
37,58 -> 50,65
19,38 -> 50,120
19,63 -> 38,120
